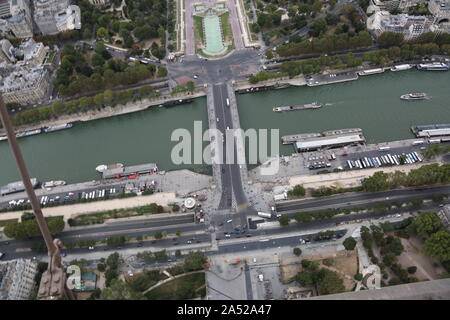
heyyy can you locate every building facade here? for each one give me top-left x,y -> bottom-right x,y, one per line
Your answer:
33,0 -> 81,35
0,65 -> 50,105
0,38 -> 15,63
89,0 -> 110,5
0,0 -> 33,38
0,259 -> 37,300
17,37 -> 49,67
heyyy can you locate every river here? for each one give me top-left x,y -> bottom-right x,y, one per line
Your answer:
1,69 -> 450,186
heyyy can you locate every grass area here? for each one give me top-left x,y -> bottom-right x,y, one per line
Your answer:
219,12 -> 232,43
45,50 -> 56,64
68,203 -> 166,227
144,272 -> 205,300
194,16 -> 205,46
0,218 -> 18,227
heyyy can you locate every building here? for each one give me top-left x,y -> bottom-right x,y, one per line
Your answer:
437,205 -> 450,229
0,259 -> 37,300
16,37 -> 48,67
89,0 -> 110,5
367,10 -> 435,39
412,124 -> 450,137
0,38 -> 15,63
295,134 -> 365,152
0,0 -> 34,38
33,0 -> 81,35
0,65 -> 50,105
429,0 -> 450,22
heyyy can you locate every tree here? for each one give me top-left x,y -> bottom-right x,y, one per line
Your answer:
106,252 -> 120,270
354,273 -> 363,281
424,231 -> 450,261
316,269 -> 345,295
296,271 -> 314,286
362,171 -> 390,192
378,32 -> 404,48
407,266 -> 417,274
385,236 -> 404,256
175,250 -> 181,257
278,215 -> 290,226
325,13 -> 340,25
175,230 -> 181,237
97,263 -> 106,272
183,252 -> 207,271
96,27 -> 108,39
309,18 -> 327,37
290,185 -> 306,197
413,212 -> 442,236
293,247 -> 302,256
101,279 -> 144,299
186,80 -> 195,93
154,232 -> 163,240
343,237 -> 357,251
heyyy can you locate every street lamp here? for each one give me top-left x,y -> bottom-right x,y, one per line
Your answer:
0,95 -> 74,300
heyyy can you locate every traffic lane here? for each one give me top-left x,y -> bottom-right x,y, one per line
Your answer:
217,230 -> 347,254
61,216 -> 196,237
214,83 -> 233,209
3,234 -> 212,260
275,185 -> 450,211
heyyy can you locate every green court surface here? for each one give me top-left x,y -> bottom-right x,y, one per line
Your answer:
202,13 -> 227,56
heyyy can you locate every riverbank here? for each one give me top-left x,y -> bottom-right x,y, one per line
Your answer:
0,89 -> 207,136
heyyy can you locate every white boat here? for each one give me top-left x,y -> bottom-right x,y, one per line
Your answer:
44,123 -> 73,133
0,136 -> 7,141
96,163 -> 124,173
16,129 -> 42,138
390,64 -> 412,72
41,180 -> 66,189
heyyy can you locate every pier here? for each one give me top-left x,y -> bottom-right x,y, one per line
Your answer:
102,163 -> 158,179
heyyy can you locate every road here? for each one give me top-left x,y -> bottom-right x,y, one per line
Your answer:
275,185 -> 450,213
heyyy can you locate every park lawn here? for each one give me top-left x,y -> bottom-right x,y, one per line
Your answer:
219,12 -> 232,43
194,16 -> 205,46
145,272 -> 205,300
0,218 -> 18,227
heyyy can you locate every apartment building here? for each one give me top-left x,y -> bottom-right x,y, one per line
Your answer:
0,259 -> 37,300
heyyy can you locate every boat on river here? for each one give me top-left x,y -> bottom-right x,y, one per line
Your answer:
96,163 -> 124,173
273,102 -> 322,112
400,93 -> 428,100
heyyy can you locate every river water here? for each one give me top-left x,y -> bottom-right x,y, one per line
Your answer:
1,69 -> 450,186
238,69 -> 450,155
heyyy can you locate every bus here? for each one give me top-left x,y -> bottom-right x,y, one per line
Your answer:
379,146 -> 390,151
226,98 -> 230,107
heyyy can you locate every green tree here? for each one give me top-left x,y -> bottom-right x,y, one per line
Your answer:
175,230 -> 181,237
424,231 -> 450,261
186,80 -> 195,93
154,232 -> 163,240
316,268 -> 345,295
343,237 -> 357,251
296,270 -> 314,286
101,279 -> 144,299
183,252 -> 207,271
97,263 -> 106,272
96,27 -> 108,39
290,185 -> 306,197
413,212 -> 442,236
278,215 -> 290,226
293,247 -> 302,256
407,266 -> 417,274
175,250 -> 182,257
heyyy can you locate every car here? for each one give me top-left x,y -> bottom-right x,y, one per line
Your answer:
218,222 -> 224,226
3,241 -> 10,245
88,246 -> 95,250
193,75 -> 198,79
187,240 -> 192,244
246,234 -> 251,237
61,252 -> 67,257
0,252 -> 4,259
225,234 -> 231,238
137,243 -> 143,247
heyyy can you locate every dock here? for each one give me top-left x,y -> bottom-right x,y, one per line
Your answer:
323,128 -> 362,136
282,133 -> 321,145
0,178 -> 38,196
102,163 -> 158,179
411,124 -> 450,138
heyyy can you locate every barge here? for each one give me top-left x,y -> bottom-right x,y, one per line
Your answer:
101,163 -> 158,179
0,178 -> 38,196
42,180 -> 66,189
237,85 -> 274,94
273,102 -> 322,112
44,123 -> 73,133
